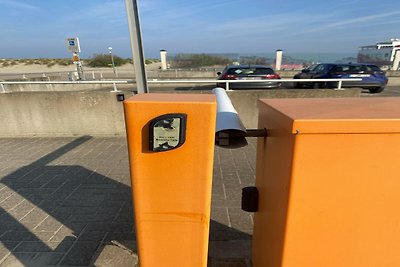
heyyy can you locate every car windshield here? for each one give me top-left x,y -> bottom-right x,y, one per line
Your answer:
227,67 -> 273,75
305,64 -> 318,71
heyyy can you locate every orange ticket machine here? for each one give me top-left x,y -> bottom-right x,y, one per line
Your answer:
123,94 -> 216,267
252,98 -> 400,267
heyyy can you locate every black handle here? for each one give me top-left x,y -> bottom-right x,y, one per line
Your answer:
241,186 -> 259,212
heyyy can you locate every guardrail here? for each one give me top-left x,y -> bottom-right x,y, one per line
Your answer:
146,78 -> 362,90
0,78 -> 362,93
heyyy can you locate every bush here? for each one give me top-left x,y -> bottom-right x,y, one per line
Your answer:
87,54 -> 129,67
55,59 -> 72,66
240,56 -> 271,65
171,54 -> 231,68
145,59 -> 160,65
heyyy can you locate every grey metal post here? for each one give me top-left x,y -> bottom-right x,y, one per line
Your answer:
124,0 -> 148,93
108,47 -> 118,77
336,80 -> 343,90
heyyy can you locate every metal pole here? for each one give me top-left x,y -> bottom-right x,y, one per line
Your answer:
337,80 -> 343,90
124,0 -> 148,93
108,47 -> 118,77
110,53 -> 116,76
111,82 -> 120,92
110,52 -> 115,73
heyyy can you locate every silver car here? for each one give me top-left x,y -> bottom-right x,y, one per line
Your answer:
217,65 -> 281,89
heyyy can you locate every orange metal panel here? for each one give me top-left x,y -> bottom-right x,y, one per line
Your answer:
123,93 -> 216,267
253,98 -> 400,267
260,98 -> 400,134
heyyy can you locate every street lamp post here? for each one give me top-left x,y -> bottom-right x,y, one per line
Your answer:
108,46 -> 118,77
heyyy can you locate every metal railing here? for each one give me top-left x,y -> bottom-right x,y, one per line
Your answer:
146,78 -> 362,90
0,78 -> 362,93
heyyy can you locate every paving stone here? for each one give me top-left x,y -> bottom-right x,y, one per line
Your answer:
227,208 -> 254,232
46,240 -> 75,253
0,137 -> 257,266
0,252 -> 36,267
78,231 -> 106,242
211,208 -> 230,226
31,252 -> 64,266
0,231 -> 38,242
0,194 -> 25,211
209,240 -> 252,259
34,217 -> 63,232
60,241 -> 100,266
103,232 -> 136,242
50,224 -> 86,242
0,242 -> 20,263
208,258 -> 251,267
85,223 -> 134,233
93,243 -> 138,267
209,229 -> 252,241
19,209 -> 49,228
0,188 -> 15,203
13,242 -> 50,253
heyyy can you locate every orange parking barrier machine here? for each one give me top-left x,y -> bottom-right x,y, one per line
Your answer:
123,94 -> 216,267
252,98 -> 400,267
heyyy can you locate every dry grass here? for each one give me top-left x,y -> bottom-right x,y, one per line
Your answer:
1,58 -> 74,68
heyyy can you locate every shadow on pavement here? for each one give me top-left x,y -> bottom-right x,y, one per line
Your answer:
0,137 -> 253,266
0,136 -> 132,266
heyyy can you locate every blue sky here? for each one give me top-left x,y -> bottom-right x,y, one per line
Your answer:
0,0 -> 399,59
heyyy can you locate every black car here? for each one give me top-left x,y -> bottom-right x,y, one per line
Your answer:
217,65 -> 281,89
293,63 -> 388,93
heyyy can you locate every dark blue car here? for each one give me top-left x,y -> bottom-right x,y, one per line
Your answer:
293,63 -> 388,93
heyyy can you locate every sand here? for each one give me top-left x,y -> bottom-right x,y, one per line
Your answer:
0,62 -> 161,74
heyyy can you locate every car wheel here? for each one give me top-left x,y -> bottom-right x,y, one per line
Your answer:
368,87 -> 385,94
313,82 -> 321,89
326,82 -> 337,89
294,82 -> 302,89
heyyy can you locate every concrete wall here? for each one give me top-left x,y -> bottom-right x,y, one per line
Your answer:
227,88 -> 361,128
0,89 -> 361,137
0,92 -> 126,137
1,83 -> 134,93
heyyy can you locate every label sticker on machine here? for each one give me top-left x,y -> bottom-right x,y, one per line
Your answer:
149,114 -> 187,152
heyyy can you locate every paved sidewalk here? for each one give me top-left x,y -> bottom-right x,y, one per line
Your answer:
0,137 -> 256,267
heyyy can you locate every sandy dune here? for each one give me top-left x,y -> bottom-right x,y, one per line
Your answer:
0,62 -> 161,74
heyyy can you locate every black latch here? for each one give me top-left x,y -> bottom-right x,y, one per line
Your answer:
241,186 -> 259,212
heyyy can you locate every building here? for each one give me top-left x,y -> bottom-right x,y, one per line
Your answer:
357,38 -> 400,69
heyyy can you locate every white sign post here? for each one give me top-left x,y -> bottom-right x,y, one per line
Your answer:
66,37 -> 83,80
66,37 -> 81,53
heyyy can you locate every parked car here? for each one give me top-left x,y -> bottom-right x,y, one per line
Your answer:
217,65 -> 281,89
293,63 -> 388,93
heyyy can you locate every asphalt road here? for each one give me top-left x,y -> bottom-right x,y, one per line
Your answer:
360,85 -> 400,97
119,84 -> 400,97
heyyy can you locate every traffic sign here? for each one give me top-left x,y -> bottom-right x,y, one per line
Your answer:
66,37 -> 81,53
